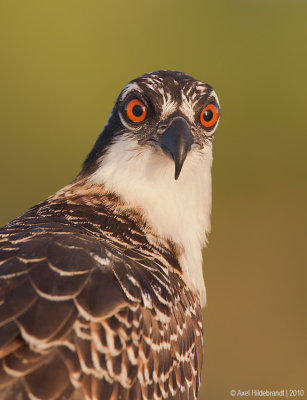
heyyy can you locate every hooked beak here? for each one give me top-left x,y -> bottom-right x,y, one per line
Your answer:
153,117 -> 194,180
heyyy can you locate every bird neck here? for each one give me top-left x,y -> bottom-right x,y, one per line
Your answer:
86,136 -> 213,306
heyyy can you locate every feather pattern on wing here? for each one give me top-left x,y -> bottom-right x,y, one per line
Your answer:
0,180 -> 203,400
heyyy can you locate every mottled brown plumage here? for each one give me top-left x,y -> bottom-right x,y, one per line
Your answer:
0,71 -> 220,399
0,180 -> 203,399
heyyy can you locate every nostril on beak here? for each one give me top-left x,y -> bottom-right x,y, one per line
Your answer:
158,124 -> 168,134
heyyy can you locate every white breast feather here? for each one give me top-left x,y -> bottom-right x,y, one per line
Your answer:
90,134 -> 213,306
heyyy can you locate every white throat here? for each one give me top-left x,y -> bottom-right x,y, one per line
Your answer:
90,134 -> 212,306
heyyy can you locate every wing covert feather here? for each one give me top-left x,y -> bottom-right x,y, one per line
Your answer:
0,205 -> 203,399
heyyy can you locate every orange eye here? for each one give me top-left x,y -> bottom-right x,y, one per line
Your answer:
125,99 -> 147,123
200,103 -> 219,128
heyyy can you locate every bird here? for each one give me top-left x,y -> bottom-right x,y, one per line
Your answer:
0,70 -> 220,400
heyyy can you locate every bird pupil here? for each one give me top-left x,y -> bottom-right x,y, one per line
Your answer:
203,109 -> 213,121
132,105 -> 143,117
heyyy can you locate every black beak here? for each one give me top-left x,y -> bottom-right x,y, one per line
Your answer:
156,117 -> 194,180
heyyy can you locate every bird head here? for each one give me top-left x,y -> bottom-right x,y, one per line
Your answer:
82,70 -> 220,181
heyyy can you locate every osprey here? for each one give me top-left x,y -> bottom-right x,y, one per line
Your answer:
0,71 -> 220,400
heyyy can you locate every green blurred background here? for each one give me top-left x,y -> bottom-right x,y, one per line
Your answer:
0,1 -> 306,398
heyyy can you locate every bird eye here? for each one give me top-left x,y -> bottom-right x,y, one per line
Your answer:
200,103 -> 219,128
125,98 -> 147,123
